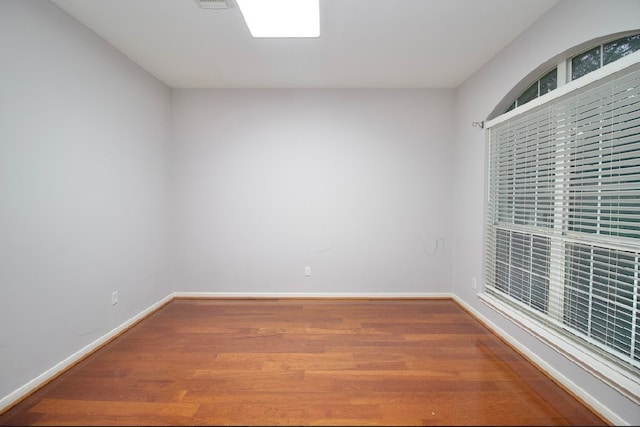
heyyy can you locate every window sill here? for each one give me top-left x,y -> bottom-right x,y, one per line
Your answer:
478,292 -> 640,406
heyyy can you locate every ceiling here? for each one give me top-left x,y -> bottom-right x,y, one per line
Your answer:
51,0 -> 559,89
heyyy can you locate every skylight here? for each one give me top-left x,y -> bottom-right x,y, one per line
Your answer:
236,0 -> 320,38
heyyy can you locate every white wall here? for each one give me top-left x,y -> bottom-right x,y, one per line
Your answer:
452,0 -> 640,424
171,89 -> 454,295
0,0 -> 171,403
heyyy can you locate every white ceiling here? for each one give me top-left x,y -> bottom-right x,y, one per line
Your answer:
51,0 -> 559,89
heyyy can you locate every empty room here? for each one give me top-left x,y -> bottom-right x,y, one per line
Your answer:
1,0 -> 639,425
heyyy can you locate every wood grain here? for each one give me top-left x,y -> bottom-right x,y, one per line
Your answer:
0,298 -> 607,426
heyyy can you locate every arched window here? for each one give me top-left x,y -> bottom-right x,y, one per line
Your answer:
502,32 -> 640,114
482,31 -> 640,404
505,67 -> 557,112
571,33 -> 640,80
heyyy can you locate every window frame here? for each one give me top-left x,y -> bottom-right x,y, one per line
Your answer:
482,49 -> 640,405
504,32 -> 640,115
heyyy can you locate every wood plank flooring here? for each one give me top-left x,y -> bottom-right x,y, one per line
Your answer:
0,298 -> 607,426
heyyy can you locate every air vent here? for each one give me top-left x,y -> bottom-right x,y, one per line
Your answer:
197,0 -> 229,9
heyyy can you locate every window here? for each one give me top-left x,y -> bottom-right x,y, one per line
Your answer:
485,54 -> 640,397
572,34 -> 640,80
505,33 -> 640,114
571,45 -> 601,80
506,68 -> 557,112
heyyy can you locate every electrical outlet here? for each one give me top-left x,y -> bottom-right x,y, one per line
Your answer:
305,266 -> 311,277
471,277 -> 477,290
112,291 -> 118,305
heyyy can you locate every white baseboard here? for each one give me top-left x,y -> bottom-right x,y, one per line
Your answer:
0,293 -> 174,413
452,294 -> 623,426
172,291 -> 455,299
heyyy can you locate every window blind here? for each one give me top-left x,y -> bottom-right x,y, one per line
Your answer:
485,61 -> 640,379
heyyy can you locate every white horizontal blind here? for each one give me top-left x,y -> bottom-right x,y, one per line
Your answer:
486,61 -> 640,377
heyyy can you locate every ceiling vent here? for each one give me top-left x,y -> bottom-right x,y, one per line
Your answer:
197,0 -> 230,9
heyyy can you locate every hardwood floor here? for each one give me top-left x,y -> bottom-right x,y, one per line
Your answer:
0,298 -> 607,426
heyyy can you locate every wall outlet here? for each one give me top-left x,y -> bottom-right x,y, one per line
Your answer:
305,266 -> 311,277
471,277 -> 477,290
112,291 -> 118,305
